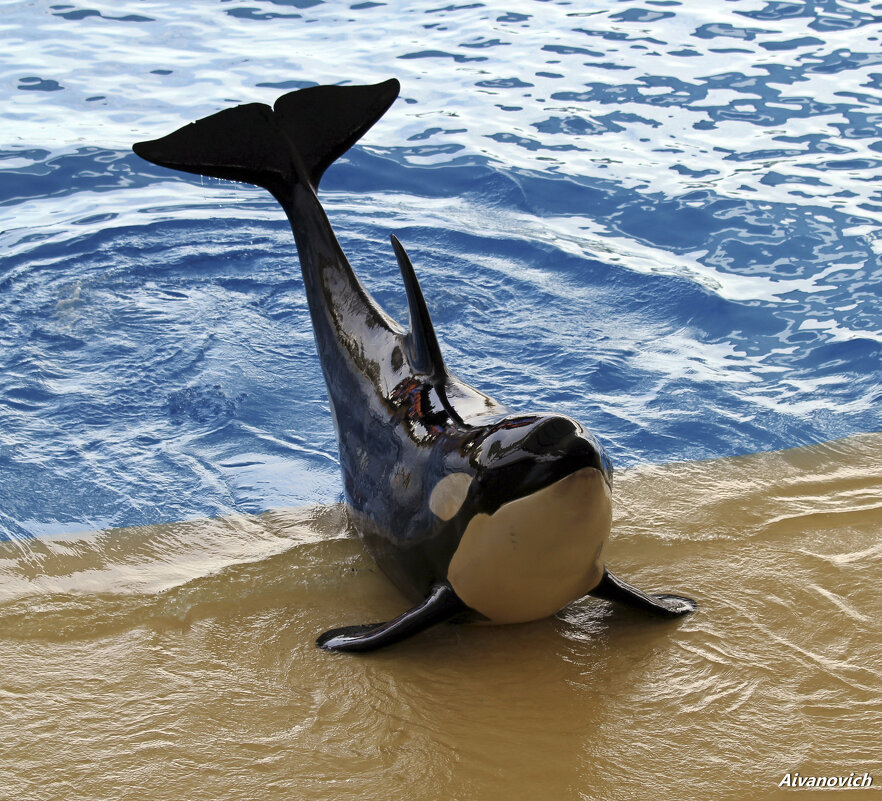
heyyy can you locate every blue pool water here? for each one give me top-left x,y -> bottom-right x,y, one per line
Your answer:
2,0 -> 881,540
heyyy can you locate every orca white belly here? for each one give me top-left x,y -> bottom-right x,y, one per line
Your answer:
447,466 -> 611,624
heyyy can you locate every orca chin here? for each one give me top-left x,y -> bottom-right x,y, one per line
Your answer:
133,79 -> 697,653
448,465 -> 611,625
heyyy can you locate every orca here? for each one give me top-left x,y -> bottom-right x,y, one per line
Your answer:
133,79 -> 696,652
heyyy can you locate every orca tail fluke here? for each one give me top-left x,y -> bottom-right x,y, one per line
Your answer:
274,79 -> 400,189
133,102 -> 293,197
132,78 -> 400,197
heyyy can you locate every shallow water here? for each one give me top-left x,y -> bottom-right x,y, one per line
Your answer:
2,1 -> 881,798
2,432 -> 880,800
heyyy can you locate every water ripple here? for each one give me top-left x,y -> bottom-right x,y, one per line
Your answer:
2,1 -> 881,538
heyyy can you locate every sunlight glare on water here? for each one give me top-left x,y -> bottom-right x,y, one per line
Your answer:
1,1 -> 881,798
3,0 -> 881,534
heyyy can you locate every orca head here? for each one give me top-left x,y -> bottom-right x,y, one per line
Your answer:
437,414 -> 615,623
465,413 -> 612,515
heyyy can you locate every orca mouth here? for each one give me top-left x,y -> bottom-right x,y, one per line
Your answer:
480,448 -> 603,509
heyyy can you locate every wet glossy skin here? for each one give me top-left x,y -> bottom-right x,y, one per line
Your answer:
132,80 -> 693,649
283,181 -> 611,604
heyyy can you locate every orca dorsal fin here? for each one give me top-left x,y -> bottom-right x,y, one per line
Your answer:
391,234 -> 447,378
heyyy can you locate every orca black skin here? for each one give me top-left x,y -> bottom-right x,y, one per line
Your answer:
133,79 -> 696,652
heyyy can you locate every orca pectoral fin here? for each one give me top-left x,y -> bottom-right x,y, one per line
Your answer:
317,582 -> 468,653
588,569 -> 697,617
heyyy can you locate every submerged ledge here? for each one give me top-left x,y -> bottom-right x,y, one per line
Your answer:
2,429 -> 879,606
